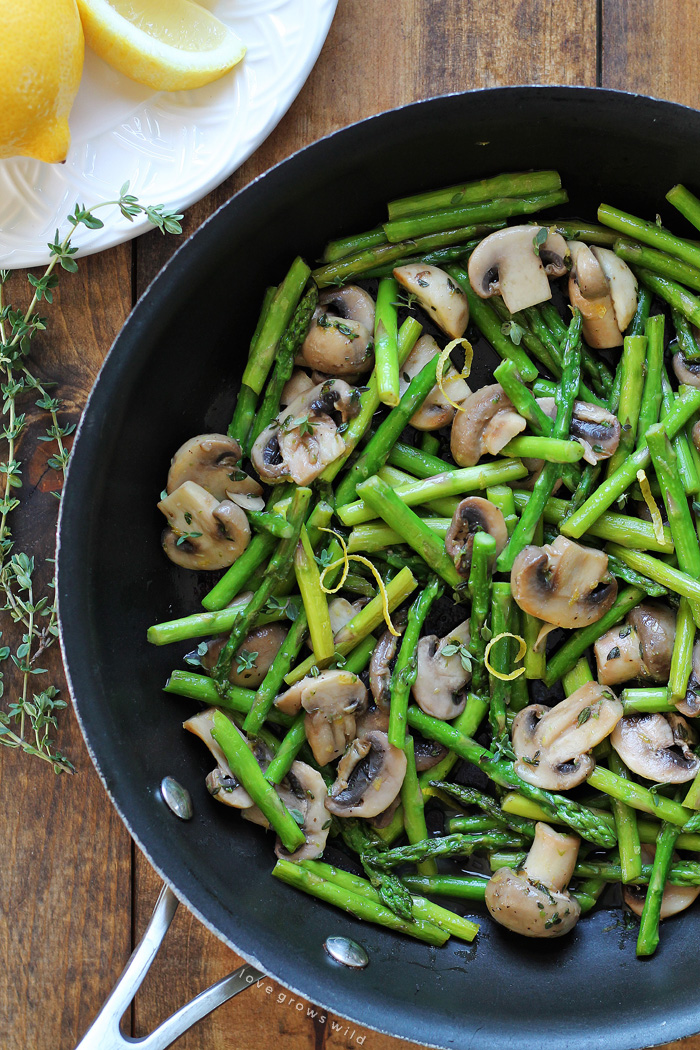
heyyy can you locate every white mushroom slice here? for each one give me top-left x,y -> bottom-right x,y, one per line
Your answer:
624,844 -> 700,919
184,708 -> 254,809
393,263 -> 469,339
512,683 -> 623,790
445,496 -> 507,578
468,225 -> 569,314
280,369 -> 316,408
511,535 -> 617,629
595,603 -> 676,687
450,383 -> 525,467
398,335 -> 471,430
284,669 -> 368,766
166,433 -> 256,503
611,713 -> 700,783
328,597 -> 364,638
299,286 -> 375,376
159,481 -> 250,570
485,822 -> 581,938
412,619 -> 471,720
202,623 -> 287,688
251,379 -> 360,485
325,731 -> 407,819
275,761 -> 330,862
591,246 -> 639,332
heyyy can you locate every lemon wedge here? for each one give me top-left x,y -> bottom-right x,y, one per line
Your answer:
0,0 -> 84,163
76,0 -> 246,91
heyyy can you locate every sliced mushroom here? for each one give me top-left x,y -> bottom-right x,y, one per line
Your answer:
299,286 -> 375,376
369,628 -> 401,708
538,396 -> 621,464
673,351 -> 700,390
511,535 -> 617,629
273,670 -> 367,765
280,369 -> 316,408
450,383 -> 525,467
325,731 -> 407,819
468,226 -> 568,314
595,603 -> 676,687
183,708 -> 273,811
485,822 -> 581,938
328,597 -> 364,638
355,704 -> 390,737
393,264 -> 469,339
568,241 -> 637,349
512,683 -> 623,790
445,496 -> 508,578
251,379 -> 361,485
201,623 -> 287,688
275,761 -> 330,862
159,481 -> 251,570
368,795 -> 402,830
412,732 -> 450,771
398,335 -> 471,430
624,844 -> 700,919
677,639 -> 700,717
412,619 -> 471,720
611,712 -> 700,783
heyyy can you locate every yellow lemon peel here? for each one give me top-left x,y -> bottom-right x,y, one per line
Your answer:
436,337 -> 473,413
637,469 -> 666,546
319,528 -> 399,636
484,632 -> 527,681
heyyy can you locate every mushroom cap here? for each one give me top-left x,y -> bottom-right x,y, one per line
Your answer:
450,383 -> 525,467
512,683 -> 623,790
369,627 -> 401,709
623,844 -> 700,919
467,225 -> 569,315
511,535 -> 617,629
611,712 -> 700,783
595,603 -> 676,687
275,761 -> 330,862
673,351 -> 700,390
412,619 -> 471,720
591,246 -> 638,332
251,378 -> 360,485
398,335 -> 471,430
595,622 -> 645,686
299,286 -> 376,376
184,708 -> 254,809
485,866 -> 580,938
677,638 -> 700,717
445,496 -> 508,578
328,597 -> 364,639
325,730 -> 407,818
393,263 -> 469,339
299,669 -> 368,766
202,623 -> 287,688
159,480 -> 251,570
280,369 -> 316,408
535,398 -> 623,464
166,433 -> 251,503
568,241 -> 623,349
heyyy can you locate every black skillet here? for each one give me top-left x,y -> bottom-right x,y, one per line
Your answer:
58,86 -> 700,1050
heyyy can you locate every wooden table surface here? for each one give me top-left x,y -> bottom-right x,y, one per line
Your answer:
2,1 -> 699,1048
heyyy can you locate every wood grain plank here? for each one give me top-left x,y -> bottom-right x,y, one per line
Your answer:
131,1 -> 597,1048
0,246 -> 133,1050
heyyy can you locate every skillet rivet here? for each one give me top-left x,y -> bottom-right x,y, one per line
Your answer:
324,936 -> 369,969
161,776 -> 193,820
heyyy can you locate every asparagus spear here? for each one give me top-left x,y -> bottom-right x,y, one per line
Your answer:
497,309 -> 582,572
387,170 -> 562,220
607,544 -> 700,607
401,874 -> 488,901
608,751 -> 642,884
294,525 -> 333,662
365,831 -> 527,869
323,226 -> 386,263
248,283 -> 318,448
512,490 -> 673,552
489,296 -> 560,376
614,239 -> 700,295
667,183 -> 700,233
660,369 -> 700,495
605,335 -> 647,477
669,598 -> 695,703
384,189 -> 569,243
673,308 -> 700,361
389,576 -> 442,748
635,314 -> 665,446
406,705 -> 617,846
374,277 -> 400,407
587,766 -> 693,826
212,488 -> 311,688
228,286 -> 275,443
488,582 -> 513,741
606,553 -> 668,598
337,818 -> 414,919
544,586 -> 644,686
635,267 -> 700,328
242,611 -> 309,736
621,688 -> 676,713
636,817 -> 682,956
598,203 -> 700,271
401,736 -> 438,877
436,782 -> 536,840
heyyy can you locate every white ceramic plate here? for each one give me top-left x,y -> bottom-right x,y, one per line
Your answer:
0,0 -> 337,270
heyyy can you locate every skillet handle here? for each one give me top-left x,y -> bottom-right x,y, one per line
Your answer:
75,883 -> 264,1050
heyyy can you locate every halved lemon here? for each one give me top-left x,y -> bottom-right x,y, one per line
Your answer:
76,0 -> 246,91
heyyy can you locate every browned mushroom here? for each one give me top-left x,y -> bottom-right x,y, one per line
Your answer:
673,351 -> 700,390
398,335 -> 470,430
512,683 -> 623,790
159,481 -> 251,570
274,761 -> 330,862
537,397 -> 621,464
275,669 -> 367,765
325,731 -> 407,819
568,241 -> 637,349
511,535 -> 617,629
611,712 -> 700,783
201,623 -> 287,688
677,639 -> 700,717
412,619 -> 471,719
369,627 -> 401,709
595,603 -> 676,686
299,286 -> 375,376
623,844 -> 700,919
468,226 -> 569,314
445,496 -> 508,577
450,384 -> 525,467
393,263 -> 469,339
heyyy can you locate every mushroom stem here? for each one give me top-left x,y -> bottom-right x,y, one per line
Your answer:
522,823 -> 580,891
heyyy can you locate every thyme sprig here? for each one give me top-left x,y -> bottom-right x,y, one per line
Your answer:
0,186 -> 182,772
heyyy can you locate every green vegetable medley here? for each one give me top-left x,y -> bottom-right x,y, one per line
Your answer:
148,169 -> 700,957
